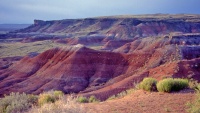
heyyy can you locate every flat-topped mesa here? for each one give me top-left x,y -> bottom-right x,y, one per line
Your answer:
34,20 -> 45,25
14,14 -> 200,39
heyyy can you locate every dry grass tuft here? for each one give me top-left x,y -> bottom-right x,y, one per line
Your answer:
28,96 -> 86,113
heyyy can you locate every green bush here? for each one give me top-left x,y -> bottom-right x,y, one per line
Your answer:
77,96 -> 88,103
173,79 -> 189,91
38,94 -> 56,106
157,78 -> 175,92
0,92 -> 38,113
157,78 -> 188,92
89,96 -> 100,103
139,77 -> 157,91
187,93 -> 200,113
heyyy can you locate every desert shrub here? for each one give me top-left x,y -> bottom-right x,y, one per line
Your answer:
195,84 -> 200,92
126,88 -> 136,94
188,79 -> 199,90
77,96 -> 88,103
117,91 -> 127,98
188,79 -> 200,92
186,93 -> 200,113
53,90 -> 64,99
139,77 -> 157,91
133,81 -> 140,90
38,93 -> 56,106
157,78 -> 188,92
28,96 -> 86,113
89,96 -> 100,103
38,90 -> 64,106
0,92 -> 38,113
173,79 -> 189,91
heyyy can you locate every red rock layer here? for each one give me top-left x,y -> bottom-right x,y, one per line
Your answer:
1,35 -> 200,100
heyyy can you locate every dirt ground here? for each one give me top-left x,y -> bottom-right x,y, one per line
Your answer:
84,89 -> 195,113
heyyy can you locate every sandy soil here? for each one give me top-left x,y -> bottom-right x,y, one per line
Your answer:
84,90 -> 195,113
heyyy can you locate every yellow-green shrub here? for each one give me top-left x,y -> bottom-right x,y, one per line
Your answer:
173,79 -> 189,91
156,78 -> 188,92
139,77 -> 157,91
38,90 -> 64,106
53,90 -> 64,99
77,96 -> 88,103
157,78 -> 174,92
89,96 -> 100,103
38,94 -> 55,106
188,79 -> 199,90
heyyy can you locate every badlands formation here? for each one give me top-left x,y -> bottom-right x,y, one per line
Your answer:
0,14 -> 200,100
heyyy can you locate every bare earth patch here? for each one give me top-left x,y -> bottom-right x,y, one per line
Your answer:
84,90 -> 195,113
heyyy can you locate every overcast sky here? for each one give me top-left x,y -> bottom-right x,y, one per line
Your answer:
0,0 -> 200,24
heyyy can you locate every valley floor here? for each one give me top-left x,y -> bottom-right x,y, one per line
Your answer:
84,90 -> 195,113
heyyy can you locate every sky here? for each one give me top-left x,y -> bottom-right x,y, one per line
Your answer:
0,0 -> 200,24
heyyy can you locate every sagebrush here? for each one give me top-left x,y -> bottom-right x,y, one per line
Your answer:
38,90 -> 64,106
0,92 -> 37,113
